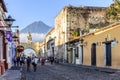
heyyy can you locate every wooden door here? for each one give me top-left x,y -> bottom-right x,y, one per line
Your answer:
106,43 -> 111,66
91,43 -> 96,66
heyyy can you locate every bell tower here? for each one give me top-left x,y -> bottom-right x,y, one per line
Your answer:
26,32 -> 32,44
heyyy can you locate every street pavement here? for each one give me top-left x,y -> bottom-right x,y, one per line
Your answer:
21,62 -> 120,80
0,66 -> 21,80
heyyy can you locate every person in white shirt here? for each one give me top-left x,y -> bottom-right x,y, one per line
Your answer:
32,56 -> 38,72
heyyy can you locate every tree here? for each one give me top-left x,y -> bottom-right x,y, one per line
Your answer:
72,31 -> 79,37
106,0 -> 120,21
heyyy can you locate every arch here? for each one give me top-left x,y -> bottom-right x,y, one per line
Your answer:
21,42 -> 40,56
23,48 -> 37,57
24,47 -> 37,53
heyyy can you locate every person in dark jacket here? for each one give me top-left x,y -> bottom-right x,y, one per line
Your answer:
50,57 -> 54,65
16,56 -> 20,66
26,56 -> 31,72
13,56 -> 17,66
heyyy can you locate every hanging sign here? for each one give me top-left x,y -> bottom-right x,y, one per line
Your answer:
16,45 -> 24,52
6,31 -> 12,42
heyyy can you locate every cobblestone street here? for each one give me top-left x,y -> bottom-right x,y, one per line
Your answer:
21,63 -> 120,80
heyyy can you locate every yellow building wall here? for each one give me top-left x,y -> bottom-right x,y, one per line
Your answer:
83,25 -> 120,69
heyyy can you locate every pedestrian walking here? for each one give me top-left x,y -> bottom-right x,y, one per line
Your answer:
26,56 -> 31,72
13,56 -> 17,66
16,56 -> 20,66
40,58 -> 45,65
32,56 -> 38,72
50,57 -> 54,65
20,56 -> 25,67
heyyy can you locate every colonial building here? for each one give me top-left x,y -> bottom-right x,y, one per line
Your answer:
0,0 -> 8,75
39,5 -> 120,69
40,5 -> 109,63
39,41 -> 45,58
66,22 -> 120,69
53,5 -> 107,62
45,28 -> 56,57
40,5 -> 120,69
0,0 -> 18,75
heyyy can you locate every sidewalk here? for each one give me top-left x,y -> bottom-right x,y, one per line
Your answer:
58,62 -> 120,73
0,66 -> 21,80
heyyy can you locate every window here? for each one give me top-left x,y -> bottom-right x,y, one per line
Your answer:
47,42 -> 50,49
75,47 -> 79,58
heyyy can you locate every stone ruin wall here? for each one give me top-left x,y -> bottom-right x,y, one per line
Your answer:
66,6 -> 107,30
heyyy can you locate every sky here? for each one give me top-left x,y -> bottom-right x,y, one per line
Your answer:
23,49 -> 36,57
4,0 -> 114,42
4,0 -> 113,31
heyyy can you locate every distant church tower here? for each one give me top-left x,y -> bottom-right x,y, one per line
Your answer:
26,32 -> 32,44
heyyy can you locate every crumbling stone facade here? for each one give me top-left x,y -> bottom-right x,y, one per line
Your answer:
55,6 -> 107,42
54,5 -> 108,61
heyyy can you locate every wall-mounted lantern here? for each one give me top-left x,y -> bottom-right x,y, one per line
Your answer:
79,38 -> 87,46
114,38 -> 118,43
79,38 -> 84,44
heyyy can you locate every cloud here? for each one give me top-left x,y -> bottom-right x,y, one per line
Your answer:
20,33 -> 45,42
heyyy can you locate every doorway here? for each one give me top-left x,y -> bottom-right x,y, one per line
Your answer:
52,47 -> 54,57
91,43 -> 96,66
79,45 -> 83,64
105,42 -> 111,66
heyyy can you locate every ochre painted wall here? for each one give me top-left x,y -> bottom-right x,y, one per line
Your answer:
82,25 -> 120,69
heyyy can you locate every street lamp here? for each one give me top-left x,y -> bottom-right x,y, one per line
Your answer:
4,15 -> 20,57
4,15 -> 15,27
0,15 -> 18,30
4,15 -> 19,42
2,15 -> 17,69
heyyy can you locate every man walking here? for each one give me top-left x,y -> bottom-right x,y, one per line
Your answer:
32,56 -> 38,72
26,56 -> 31,72
50,56 -> 54,65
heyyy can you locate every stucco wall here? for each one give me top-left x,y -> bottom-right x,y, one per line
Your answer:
83,24 -> 120,69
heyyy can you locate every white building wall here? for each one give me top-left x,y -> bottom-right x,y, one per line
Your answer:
7,42 -> 13,69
